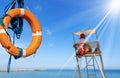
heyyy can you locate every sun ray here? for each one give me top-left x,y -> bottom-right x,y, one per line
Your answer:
86,9 -> 111,40
98,14 -> 113,40
54,54 -> 75,78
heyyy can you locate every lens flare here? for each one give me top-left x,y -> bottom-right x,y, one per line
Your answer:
109,0 -> 120,14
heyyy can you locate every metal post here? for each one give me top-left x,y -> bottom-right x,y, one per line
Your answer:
99,54 -> 106,78
72,32 -> 81,78
93,56 -> 96,78
85,57 -> 89,78
72,66 -> 77,78
76,56 -> 81,78
94,56 -> 106,78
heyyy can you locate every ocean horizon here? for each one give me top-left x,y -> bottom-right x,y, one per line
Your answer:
0,69 -> 120,78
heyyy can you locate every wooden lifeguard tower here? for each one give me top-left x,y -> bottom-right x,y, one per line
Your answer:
72,28 -> 106,78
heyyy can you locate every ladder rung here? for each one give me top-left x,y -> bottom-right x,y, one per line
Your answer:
87,64 -> 94,66
88,74 -> 96,76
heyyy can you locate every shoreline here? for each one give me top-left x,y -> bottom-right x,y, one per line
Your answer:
0,69 -> 42,72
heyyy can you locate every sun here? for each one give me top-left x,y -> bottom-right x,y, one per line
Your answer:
109,0 -> 120,14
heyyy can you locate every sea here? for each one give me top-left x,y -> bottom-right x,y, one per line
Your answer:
0,69 -> 120,78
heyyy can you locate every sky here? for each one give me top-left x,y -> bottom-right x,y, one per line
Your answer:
0,0 -> 120,70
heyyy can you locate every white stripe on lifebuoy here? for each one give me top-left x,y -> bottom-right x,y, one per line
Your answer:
23,49 -> 26,57
20,8 -> 24,17
0,29 -> 6,33
32,31 -> 42,36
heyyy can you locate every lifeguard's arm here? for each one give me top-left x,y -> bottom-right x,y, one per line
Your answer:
73,39 -> 84,48
73,43 -> 77,48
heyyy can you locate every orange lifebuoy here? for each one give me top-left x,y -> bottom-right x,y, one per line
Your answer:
79,44 -> 86,56
0,8 -> 42,57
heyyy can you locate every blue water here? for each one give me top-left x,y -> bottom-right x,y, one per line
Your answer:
0,69 -> 120,78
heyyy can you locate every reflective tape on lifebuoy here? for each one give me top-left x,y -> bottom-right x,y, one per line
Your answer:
0,8 -> 42,57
